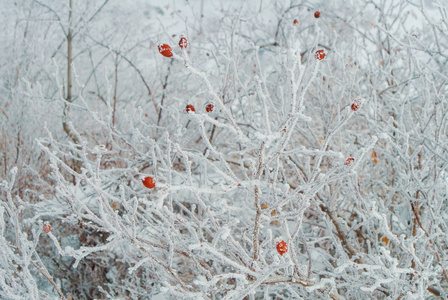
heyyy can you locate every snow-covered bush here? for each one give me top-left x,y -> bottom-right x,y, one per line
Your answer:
1,0 -> 448,298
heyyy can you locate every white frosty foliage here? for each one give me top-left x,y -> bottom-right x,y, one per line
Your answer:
1,0 -> 448,299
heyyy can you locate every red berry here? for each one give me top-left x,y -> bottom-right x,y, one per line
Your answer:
43,224 -> 51,234
186,104 -> 195,113
179,37 -> 188,49
158,44 -> 173,58
315,49 -> 326,60
205,103 -> 214,113
351,98 -> 362,111
276,240 -> 288,256
293,19 -> 299,26
314,11 -> 321,18
345,158 -> 355,166
142,176 -> 156,189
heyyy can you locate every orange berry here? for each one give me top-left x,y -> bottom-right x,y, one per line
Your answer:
315,49 -> 326,60
276,240 -> 288,255
142,176 -> 156,189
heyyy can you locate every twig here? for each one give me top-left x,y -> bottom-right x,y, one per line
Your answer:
253,142 -> 265,263
318,200 -> 363,263
30,260 -> 67,300
158,60 -> 173,125
112,54 -> 118,127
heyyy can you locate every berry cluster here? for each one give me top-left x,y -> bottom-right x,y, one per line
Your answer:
292,10 -> 320,25
292,12 -> 326,61
158,37 -> 189,58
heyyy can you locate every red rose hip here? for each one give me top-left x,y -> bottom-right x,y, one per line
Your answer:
179,37 -> 188,49
315,49 -> 326,60
205,103 -> 214,113
43,224 -> 51,234
351,98 -> 362,111
186,104 -> 195,113
345,158 -> 355,166
158,44 -> 173,57
276,240 -> 288,255
142,176 -> 156,189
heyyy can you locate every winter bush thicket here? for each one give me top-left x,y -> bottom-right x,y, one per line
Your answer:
1,0 -> 448,298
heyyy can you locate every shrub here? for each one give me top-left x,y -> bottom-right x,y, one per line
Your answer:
1,0 -> 448,298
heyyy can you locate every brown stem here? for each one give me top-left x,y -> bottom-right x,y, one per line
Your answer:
157,60 -> 173,125
410,198 -> 448,285
253,186 -> 261,262
133,242 -> 192,292
62,0 -> 81,176
31,260 -> 67,300
0,106 -> 8,120
62,0 -> 73,128
112,54 -> 118,126
427,286 -> 441,297
117,52 -> 155,113
135,237 -> 214,275
66,0 -> 72,105
258,275 -> 314,286
203,122 -> 217,156
253,142 -> 265,263
318,199 -> 363,263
